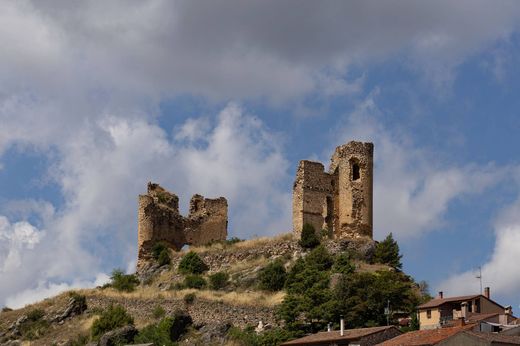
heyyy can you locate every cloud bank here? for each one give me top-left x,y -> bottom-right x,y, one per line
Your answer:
0,103 -> 291,308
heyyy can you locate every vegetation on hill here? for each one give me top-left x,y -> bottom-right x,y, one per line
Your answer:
299,223 -> 320,249
109,269 -> 140,292
152,241 -> 172,266
178,251 -> 209,274
257,259 -> 287,291
373,232 -> 402,269
91,304 -> 134,340
278,235 -> 422,333
0,232 -> 429,345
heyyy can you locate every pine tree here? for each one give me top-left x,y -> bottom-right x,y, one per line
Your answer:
373,233 -> 402,270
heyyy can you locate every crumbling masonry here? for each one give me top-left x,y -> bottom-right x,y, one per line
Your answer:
292,141 -> 373,239
137,183 -> 228,267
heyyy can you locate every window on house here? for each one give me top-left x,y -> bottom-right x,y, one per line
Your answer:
475,299 -> 481,313
468,301 -> 473,313
427,310 -> 431,319
352,162 -> 360,181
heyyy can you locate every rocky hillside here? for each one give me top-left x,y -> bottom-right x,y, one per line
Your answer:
0,233 -> 404,346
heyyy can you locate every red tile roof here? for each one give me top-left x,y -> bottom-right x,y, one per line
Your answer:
281,326 -> 399,345
377,324 -> 475,346
466,313 -> 500,322
462,331 -> 520,344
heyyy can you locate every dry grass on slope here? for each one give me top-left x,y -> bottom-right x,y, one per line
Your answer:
187,232 -> 294,254
87,287 -> 285,308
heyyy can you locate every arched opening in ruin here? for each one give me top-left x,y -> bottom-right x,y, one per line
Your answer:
351,160 -> 360,181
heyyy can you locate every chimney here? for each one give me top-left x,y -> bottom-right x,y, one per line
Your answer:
461,302 -> 468,319
340,316 -> 345,336
327,323 -> 331,332
505,305 -> 513,315
484,287 -> 490,299
438,291 -> 444,299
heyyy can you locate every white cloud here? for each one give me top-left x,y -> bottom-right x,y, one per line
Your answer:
0,216 -> 44,273
0,103 -> 291,308
336,91 -> 505,239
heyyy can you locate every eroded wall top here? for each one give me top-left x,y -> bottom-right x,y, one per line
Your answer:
137,182 -> 228,268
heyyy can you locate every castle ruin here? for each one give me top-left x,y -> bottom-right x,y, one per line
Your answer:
292,141 -> 373,239
137,182 -> 228,267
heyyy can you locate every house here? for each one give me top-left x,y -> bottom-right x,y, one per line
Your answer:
377,324 -> 476,346
280,325 -> 401,346
378,325 -> 520,346
418,287 -> 512,330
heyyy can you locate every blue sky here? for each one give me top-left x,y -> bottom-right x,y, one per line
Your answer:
2,1 -> 520,310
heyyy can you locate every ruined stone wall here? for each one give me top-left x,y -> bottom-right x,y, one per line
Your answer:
292,161 -> 335,238
292,141 -> 373,239
137,182 -> 227,269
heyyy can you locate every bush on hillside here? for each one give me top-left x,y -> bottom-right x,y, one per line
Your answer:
27,308 -> 45,321
373,233 -> 402,270
110,269 -> 140,292
299,223 -> 320,249
134,317 -> 177,346
305,245 -> 334,271
183,293 -> 196,305
91,304 -> 134,340
153,305 -> 166,319
68,291 -> 87,311
209,271 -> 229,290
178,251 -> 209,274
332,253 -> 354,275
152,241 -> 171,266
257,259 -> 287,291
183,274 -> 207,289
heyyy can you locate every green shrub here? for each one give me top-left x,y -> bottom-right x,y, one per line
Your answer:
184,293 -> 196,305
209,271 -> 229,290
153,305 -> 166,319
27,308 -> 45,321
257,260 -> 287,291
332,253 -> 354,275
299,223 -> 320,249
90,304 -> 134,340
134,317 -> 176,346
152,242 -> 171,266
157,250 -> 171,266
178,251 -> 209,274
68,291 -> 87,310
306,245 -> 333,271
110,269 -> 140,292
183,274 -> 207,289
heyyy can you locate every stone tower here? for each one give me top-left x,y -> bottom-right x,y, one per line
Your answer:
292,141 -> 373,239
